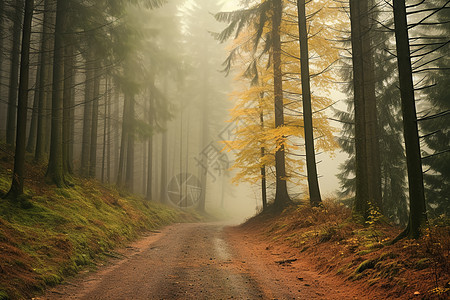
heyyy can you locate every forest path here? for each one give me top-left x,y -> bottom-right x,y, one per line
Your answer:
39,222 -> 362,299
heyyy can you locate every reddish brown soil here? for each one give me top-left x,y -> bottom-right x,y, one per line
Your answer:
37,222 -> 400,300
241,206 -> 449,300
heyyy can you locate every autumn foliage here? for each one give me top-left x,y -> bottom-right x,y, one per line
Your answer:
222,0 -> 345,197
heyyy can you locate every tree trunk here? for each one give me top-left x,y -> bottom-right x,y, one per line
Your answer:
34,0 -> 53,163
116,92 -> 127,188
63,42 -> 74,174
89,65 -> 101,178
69,45 -> 76,172
46,0 -> 67,187
44,58 -> 53,154
197,74 -> 210,212
360,0 -> 382,211
350,0 -> 370,220
260,108 -> 267,211
106,83 -> 111,183
6,0 -> 34,198
6,0 -> 24,146
160,126 -> 168,203
125,94 -> 135,191
101,76 -> 109,183
272,0 -> 291,210
146,90 -> 154,200
80,55 -> 94,177
113,89 -> 120,179
297,0 -> 322,207
0,0 -> 5,132
393,0 -> 427,239
26,62 -> 40,153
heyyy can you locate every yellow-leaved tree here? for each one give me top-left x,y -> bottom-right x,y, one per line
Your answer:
217,0 -> 345,210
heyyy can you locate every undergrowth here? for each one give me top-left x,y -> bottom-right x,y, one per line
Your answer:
0,153 -> 200,300
246,200 -> 450,299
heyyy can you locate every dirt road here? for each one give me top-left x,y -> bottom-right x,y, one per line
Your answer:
40,223 -> 363,299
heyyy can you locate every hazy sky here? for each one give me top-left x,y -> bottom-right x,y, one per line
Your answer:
221,0 -> 241,11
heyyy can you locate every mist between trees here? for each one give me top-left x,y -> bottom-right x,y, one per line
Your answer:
0,0 -> 448,236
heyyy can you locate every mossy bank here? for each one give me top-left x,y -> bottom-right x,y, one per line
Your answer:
0,170 -> 200,299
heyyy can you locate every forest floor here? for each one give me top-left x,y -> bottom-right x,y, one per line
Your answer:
240,204 -> 450,299
37,206 -> 449,300
1,143 -> 449,299
0,145 -> 201,300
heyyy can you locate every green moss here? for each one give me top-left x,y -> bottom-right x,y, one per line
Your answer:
60,261 -> 79,276
366,242 -> 384,249
0,175 -> 10,192
336,264 -> 348,275
357,249 -> 374,256
54,188 -> 73,199
355,259 -> 378,273
379,252 -> 399,260
414,258 -> 430,270
318,225 -> 337,242
0,173 -> 200,300
73,254 -> 90,266
42,274 -> 63,287
0,290 -> 9,300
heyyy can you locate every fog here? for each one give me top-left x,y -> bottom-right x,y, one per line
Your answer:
0,0 -> 349,222
72,0 -> 347,222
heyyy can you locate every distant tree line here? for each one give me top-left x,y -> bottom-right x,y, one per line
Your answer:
0,0 -> 230,211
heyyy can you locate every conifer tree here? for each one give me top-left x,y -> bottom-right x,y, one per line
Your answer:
393,0 -> 427,239
6,0 -> 34,198
46,0 -> 68,187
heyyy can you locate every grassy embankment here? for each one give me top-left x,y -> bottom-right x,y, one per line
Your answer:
245,202 -> 449,299
0,148 -> 201,299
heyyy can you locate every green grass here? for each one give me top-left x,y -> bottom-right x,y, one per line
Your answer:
0,173 -> 200,300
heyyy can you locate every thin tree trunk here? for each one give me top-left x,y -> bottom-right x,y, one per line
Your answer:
198,81 -> 209,212
160,126 -> 168,203
260,108 -> 267,211
69,47 -> 76,171
272,0 -> 291,210
6,0 -> 34,198
297,0 -> 322,207
125,94 -> 135,191
146,88 -> 154,200
113,89 -> 120,179
44,56 -> 53,154
34,0 -> 53,162
44,6 -> 55,156
6,0 -> 24,145
184,111 -> 190,207
116,93 -> 127,187
26,62 -> 40,153
89,64 -> 101,178
0,0 -> 5,127
63,42 -> 74,174
141,100 -> 147,195
106,83 -> 111,183
80,55 -> 94,176
142,141 -> 147,195
160,80 -> 168,203
102,76 -> 109,183
393,0 -> 427,240
46,0 -> 67,187
146,109 -> 153,200
180,111 -> 184,206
